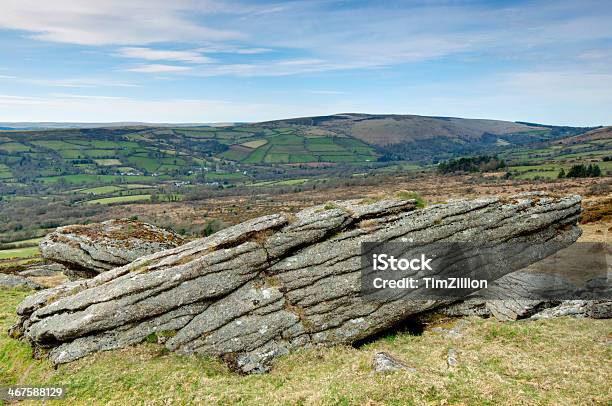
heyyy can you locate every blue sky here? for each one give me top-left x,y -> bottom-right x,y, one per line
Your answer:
0,0 -> 611,125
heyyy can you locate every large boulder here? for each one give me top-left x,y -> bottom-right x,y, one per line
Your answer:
11,193 -> 582,373
40,219 -> 185,278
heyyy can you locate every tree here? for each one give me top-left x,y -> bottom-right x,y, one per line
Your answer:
558,168 -> 565,178
565,164 -> 601,178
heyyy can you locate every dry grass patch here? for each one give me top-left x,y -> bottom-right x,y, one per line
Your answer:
1,288 -> 610,405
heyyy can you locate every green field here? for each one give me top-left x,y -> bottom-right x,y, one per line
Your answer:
0,246 -> 39,260
40,174 -> 161,185
84,194 -> 152,205
0,127 -> 250,192
75,185 -> 124,194
0,142 -> 30,152
0,122 -> 608,199
249,178 -> 312,187
94,159 -> 123,166
1,237 -> 43,248
0,163 -> 12,179
230,132 -> 378,164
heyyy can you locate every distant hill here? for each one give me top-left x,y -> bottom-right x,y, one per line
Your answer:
553,126 -> 610,145
251,113 -> 594,162
259,113 -> 539,146
0,122 -> 238,130
0,113 -> 599,193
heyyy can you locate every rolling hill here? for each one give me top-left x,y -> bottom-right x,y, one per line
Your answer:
0,114 -> 601,192
258,113 -> 541,145
241,113 -> 595,162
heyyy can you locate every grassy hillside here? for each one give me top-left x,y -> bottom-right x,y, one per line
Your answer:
253,114 -> 594,162
0,123 -> 379,192
0,116 -> 607,243
265,114 -> 541,145
501,126 -> 612,179
0,115 -> 595,190
1,288 -> 610,405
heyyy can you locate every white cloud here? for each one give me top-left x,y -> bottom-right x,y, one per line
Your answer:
195,45 -> 272,54
1,0 -> 611,78
232,48 -> 271,55
0,0 -> 241,45
0,93 -> 330,122
0,75 -> 16,79
190,58 -> 379,77
48,93 -> 129,100
125,64 -> 193,73
21,77 -> 138,88
116,47 -> 215,63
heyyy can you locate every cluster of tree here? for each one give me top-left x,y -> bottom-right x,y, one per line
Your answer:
515,122 -> 596,138
558,164 -> 601,178
603,156 -> 611,162
376,138 -> 488,163
437,155 -> 506,174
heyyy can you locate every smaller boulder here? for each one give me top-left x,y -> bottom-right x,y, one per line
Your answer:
19,262 -> 68,277
373,352 -> 415,373
40,219 -> 184,277
0,274 -> 43,290
447,348 -> 458,368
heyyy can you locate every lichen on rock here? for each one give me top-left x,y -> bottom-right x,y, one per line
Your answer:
39,219 -> 185,277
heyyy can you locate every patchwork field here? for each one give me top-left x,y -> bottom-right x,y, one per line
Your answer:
220,130 -> 378,164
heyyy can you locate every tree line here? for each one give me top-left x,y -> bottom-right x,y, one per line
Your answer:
558,164 -> 601,178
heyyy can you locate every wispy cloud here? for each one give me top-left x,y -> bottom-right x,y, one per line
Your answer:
195,45 -> 272,54
48,93 -> 128,100
0,0 -> 611,125
125,64 -> 193,73
0,93 -> 326,122
20,77 -> 138,88
116,47 -> 215,63
2,0 -> 611,77
0,0 -> 241,45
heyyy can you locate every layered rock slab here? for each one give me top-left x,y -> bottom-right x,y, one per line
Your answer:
40,219 -> 184,277
440,241 -> 610,321
11,193 -> 582,373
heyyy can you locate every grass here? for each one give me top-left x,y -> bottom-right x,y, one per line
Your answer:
225,132 -> 378,165
395,190 -> 426,208
74,186 -> 123,195
84,194 -> 151,205
243,145 -> 271,164
127,155 -> 160,172
122,184 -> 154,189
1,237 -> 43,249
0,246 -> 39,260
241,139 -> 268,148
514,171 -> 559,180
0,142 -> 30,152
248,178 -> 311,187
0,288 -> 610,405
94,159 -> 123,166
40,175 -> 154,185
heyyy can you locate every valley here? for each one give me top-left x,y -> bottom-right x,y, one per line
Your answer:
0,114 -> 609,262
